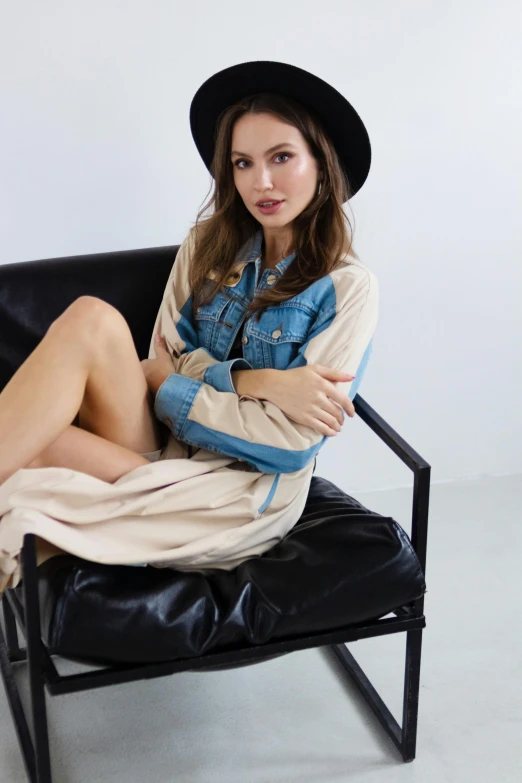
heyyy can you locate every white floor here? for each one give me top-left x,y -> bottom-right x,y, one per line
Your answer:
1,474 -> 521,783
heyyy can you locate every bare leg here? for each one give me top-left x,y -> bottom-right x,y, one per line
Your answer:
27,424 -> 153,480
0,296 -> 158,485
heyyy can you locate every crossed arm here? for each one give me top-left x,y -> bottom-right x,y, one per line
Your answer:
139,229 -> 378,474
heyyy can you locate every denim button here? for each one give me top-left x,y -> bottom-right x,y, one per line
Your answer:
272,329 -> 282,339
241,335 -> 248,345
266,274 -> 277,285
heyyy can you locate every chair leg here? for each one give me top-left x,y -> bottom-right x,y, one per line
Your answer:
401,628 -> 423,761
0,536 -> 54,782
0,605 -> 38,783
3,592 -> 27,661
329,627 -> 423,762
22,534 -> 53,782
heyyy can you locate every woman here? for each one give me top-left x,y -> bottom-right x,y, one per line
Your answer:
0,61 -> 378,595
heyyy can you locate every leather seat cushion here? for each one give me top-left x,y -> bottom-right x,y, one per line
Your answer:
17,476 -> 426,666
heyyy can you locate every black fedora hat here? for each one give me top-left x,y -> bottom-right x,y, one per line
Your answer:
189,60 -> 371,199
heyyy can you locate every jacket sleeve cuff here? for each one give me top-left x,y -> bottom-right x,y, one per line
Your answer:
203,358 -> 253,394
153,373 -> 202,438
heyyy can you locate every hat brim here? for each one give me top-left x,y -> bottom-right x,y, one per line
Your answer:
189,60 -> 371,199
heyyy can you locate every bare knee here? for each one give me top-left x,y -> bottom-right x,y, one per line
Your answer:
60,296 -> 125,330
49,297 -> 130,362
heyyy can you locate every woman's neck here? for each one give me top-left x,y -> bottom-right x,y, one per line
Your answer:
261,238 -> 292,272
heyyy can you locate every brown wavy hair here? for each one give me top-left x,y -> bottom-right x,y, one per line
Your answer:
188,92 -> 359,322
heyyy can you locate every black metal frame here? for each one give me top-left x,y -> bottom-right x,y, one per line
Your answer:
0,394 -> 430,782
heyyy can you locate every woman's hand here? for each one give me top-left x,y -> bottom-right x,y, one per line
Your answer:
263,365 -> 356,437
140,335 -> 176,396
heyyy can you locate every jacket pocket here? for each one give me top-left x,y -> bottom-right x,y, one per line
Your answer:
248,305 -> 311,369
194,290 -> 231,353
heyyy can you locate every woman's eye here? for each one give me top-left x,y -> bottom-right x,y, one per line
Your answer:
234,152 -> 292,169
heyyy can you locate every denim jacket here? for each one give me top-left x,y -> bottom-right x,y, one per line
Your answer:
149,226 -> 379,475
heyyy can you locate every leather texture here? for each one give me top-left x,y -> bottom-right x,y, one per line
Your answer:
1,245 -> 426,667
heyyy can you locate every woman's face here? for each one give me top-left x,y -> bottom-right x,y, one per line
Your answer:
231,112 -> 320,231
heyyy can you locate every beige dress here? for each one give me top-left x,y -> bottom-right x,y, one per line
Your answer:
0,440 -> 314,595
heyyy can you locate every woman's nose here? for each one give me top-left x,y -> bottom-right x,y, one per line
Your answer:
253,167 -> 273,189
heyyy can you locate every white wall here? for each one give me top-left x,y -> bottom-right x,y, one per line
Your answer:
1,1 -> 521,492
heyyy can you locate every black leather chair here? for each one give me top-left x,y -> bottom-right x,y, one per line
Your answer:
0,244 -> 429,783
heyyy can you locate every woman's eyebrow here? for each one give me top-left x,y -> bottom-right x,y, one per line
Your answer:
231,142 -> 297,158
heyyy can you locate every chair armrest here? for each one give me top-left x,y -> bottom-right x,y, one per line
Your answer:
353,394 -> 430,613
